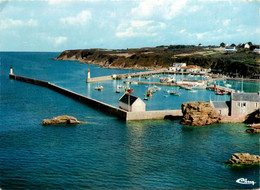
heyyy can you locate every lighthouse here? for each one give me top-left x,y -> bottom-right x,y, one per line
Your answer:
87,69 -> 90,79
10,65 -> 14,75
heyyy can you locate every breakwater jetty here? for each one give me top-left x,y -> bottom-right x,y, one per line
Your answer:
9,71 -> 182,121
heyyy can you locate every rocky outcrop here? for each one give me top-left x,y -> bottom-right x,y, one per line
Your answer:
225,153 -> 260,165
246,128 -> 260,133
42,115 -> 85,125
246,123 -> 260,133
181,102 -> 221,126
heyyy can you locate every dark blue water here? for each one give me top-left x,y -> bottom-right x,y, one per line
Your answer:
0,52 -> 259,189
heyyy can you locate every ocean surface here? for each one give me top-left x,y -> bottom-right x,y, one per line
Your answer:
0,52 -> 259,189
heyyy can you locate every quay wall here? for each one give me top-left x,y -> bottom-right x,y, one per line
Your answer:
47,83 -> 128,119
10,74 -> 128,120
9,74 -> 49,87
127,110 -> 182,121
87,75 -> 114,83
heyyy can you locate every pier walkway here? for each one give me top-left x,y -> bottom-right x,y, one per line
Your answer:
9,74 -> 182,121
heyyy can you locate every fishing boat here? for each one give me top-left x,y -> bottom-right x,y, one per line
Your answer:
95,86 -> 103,91
160,76 -> 175,83
169,91 -> 180,96
126,89 -> 133,93
115,89 -> 120,93
146,90 -> 152,97
215,91 -> 224,95
143,97 -> 148,100
94,82 -> 103,91
180,85 -> 193,90
125,87 -> 133,93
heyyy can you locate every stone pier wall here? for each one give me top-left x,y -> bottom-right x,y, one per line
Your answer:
9,74 -> 182,121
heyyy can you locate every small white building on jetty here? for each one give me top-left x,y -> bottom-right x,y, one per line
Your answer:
119,93 -> 146,112
210,101 -> 229,116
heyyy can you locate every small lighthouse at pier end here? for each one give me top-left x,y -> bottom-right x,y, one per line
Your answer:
87,69 -> 90,79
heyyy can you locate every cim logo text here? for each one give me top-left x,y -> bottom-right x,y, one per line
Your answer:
236,178 -> 255,185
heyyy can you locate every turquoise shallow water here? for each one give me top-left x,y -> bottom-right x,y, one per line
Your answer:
0,52 -> 259,189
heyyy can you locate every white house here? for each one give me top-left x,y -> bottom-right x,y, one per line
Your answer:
253,48 -> 260,54
244,43 -> 250,49
225,47 -> 237,52
210,101 -> 229,116
180,65 -> 201,73
168,63 -> 186,72
119,93 -> 146,112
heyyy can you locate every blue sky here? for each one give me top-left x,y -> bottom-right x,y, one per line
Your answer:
0,0 -> 259,51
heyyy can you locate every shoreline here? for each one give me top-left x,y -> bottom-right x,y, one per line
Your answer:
55,58 -> 260,83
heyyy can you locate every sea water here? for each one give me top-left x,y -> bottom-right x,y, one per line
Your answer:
0,52 -> 259,189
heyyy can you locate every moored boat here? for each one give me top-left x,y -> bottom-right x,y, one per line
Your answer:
169,91 -> 180,96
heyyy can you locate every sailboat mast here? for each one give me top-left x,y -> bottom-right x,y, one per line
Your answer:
241,76 -> 243,93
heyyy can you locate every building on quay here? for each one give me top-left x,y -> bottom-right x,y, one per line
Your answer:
119,93 -> 146,112
210,101 -> 230,116
211,92 -> 260,117
230,92 -> 260,117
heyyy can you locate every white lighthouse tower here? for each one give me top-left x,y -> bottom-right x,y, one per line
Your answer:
87,69 -> 90,79
10,65 -> 14,75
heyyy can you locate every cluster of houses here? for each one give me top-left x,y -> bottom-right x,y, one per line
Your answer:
168,63 -> 210,74
224,43 -> 260,54
210,92 -> 260,117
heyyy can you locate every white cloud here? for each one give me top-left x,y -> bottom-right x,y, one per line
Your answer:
179,29 -> 186,34
0,18 -> 38,30
48,0 -> 116,4
60,10 -> 92,26
131,0 -> 188,20
223,19 -> 231,26
196,32 -> 210,40
116,20 -> 166,38
48,36 -> 68,47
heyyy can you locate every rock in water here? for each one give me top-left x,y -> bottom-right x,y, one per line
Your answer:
246,128 -> 260,133
42,115 -> 85,126
225,153 -> 260,165
181,102 -> 221,126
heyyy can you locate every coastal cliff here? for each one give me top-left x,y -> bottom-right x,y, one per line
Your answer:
55,46 -> 259,78
181,102 -> 221,126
